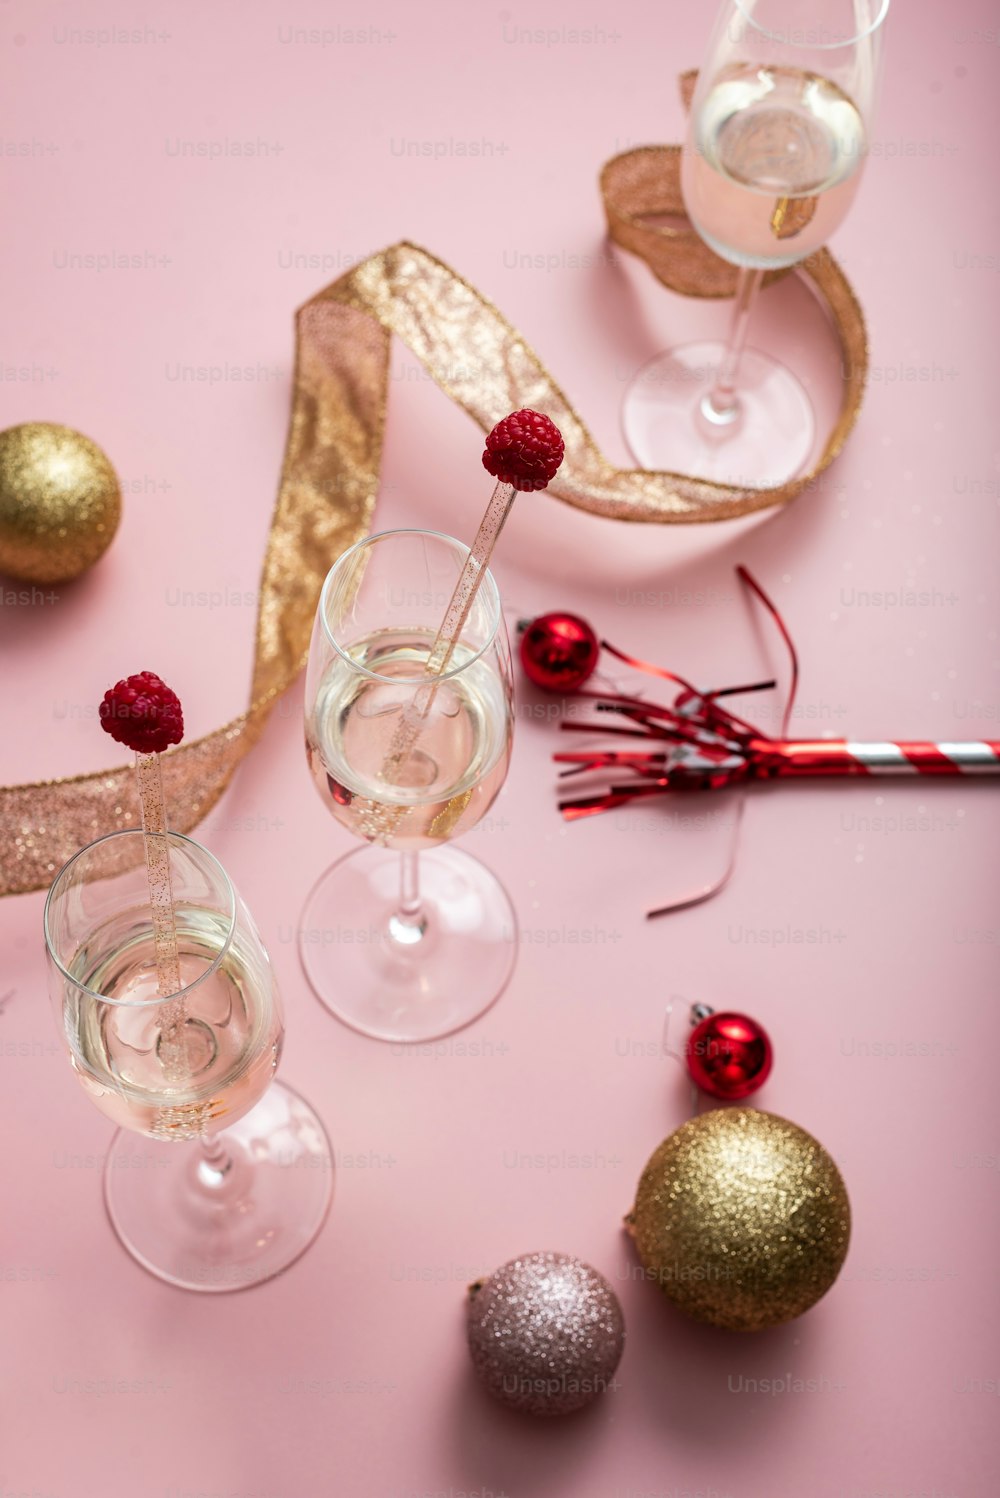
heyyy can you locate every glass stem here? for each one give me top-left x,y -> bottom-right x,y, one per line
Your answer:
196,1132 -> 235,1189
389,850 -> 426,946
700,266 -> 763,430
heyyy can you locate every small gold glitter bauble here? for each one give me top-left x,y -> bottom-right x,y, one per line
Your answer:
0,422 -> 121,584
627,1108 -> 850,1332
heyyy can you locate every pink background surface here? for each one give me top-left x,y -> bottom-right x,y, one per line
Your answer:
2,1 -> 999,1495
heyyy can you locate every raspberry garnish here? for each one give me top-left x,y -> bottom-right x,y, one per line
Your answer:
482,409 -> 564,492
99,671 -> 184,755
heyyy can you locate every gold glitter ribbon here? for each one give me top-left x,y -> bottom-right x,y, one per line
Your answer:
1,154 -> 868,897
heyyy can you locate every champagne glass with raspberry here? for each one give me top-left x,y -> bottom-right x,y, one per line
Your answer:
302,411 -> 563,1043
44,673 -> 333,1291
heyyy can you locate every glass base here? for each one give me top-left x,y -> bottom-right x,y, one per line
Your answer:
299,844 -> 517,1043
622,340 -> 815,489
103,1080 -> 333,1293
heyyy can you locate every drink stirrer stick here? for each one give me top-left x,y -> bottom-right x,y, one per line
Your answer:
100,672 -> 189,1076
377,411 -> 565,795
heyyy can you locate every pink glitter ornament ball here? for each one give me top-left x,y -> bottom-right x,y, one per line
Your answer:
466,1251 -> 625,1416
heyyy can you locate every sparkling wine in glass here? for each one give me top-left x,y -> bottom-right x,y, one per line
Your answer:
302,528 -> 516,1043
45,830 -> 333,1292
623,0 -> 889,487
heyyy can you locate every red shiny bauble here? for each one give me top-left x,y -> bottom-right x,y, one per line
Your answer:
686,1011 -> 773,1100
519,612 -> 600,692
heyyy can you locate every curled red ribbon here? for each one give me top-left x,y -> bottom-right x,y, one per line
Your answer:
556,566 -> 797,817
554,567 -> 999,914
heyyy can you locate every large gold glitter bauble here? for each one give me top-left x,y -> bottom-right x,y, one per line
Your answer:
0,422 -> 121,584
628,1108 -> 850,1332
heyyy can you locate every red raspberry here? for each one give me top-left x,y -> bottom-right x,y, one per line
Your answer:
482,409 -> 564,491
99,671 -> 184,755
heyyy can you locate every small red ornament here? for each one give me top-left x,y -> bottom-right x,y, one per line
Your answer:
686,1010 -> 773,1100
519,612 -> 600,693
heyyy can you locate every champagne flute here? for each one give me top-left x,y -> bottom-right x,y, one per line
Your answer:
45,829 -> 333,1292
302,528 -> 516,1043
622,0 -> 889,487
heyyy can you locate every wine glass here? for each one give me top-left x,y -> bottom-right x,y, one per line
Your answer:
623,0 -> 889,487
301,528 -> 516,1043
44,829 -> 333,1292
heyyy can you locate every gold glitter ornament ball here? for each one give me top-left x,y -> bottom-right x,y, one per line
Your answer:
0,422 -> 121,584
628,1108 -> 850,1332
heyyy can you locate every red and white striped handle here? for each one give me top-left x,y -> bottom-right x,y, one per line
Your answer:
750,740 -> 1000,778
